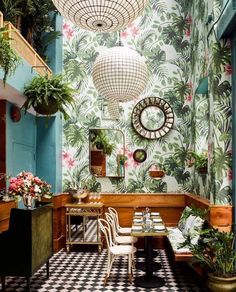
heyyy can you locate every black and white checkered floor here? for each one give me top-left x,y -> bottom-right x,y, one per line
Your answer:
2,248 -> 206,292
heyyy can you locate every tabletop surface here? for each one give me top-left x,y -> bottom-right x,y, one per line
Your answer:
130,212 -> 168,237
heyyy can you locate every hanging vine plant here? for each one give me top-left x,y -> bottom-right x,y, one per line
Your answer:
0,27 -> 21,85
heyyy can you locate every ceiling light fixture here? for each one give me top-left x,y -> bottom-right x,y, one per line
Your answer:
92,46 -> 148,104
52,0 -> 149,32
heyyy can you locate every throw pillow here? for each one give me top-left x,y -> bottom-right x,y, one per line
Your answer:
178,206 -> 192,232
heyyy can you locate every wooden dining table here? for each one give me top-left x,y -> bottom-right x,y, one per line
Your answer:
131,211 -> 168,288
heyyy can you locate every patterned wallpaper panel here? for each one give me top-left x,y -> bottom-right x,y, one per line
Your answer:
62,0 -> 232,204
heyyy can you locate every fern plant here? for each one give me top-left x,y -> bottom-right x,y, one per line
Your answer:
22,74 -> 75,120
0,27 -> 20,85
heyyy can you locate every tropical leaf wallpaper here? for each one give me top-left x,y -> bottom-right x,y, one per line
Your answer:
62,0 -> 232,205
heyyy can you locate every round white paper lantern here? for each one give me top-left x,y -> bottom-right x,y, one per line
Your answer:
92,47 -> 148,102
52,0 -> 149,32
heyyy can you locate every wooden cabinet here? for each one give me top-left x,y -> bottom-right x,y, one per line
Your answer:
0,200 -> 17,232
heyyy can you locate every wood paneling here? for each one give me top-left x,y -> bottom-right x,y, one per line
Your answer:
51,192 -> 233,252
0,201 -> 17,232
50,193 -> 71,252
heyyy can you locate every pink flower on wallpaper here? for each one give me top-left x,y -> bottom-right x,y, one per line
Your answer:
131,26 -> 140,37
65,28 -> 74,40
186,94 -> 192,101
186,16 -> 192,24
121,31 -> 129,39
62,151 -> 70,160
63,23 -> 70,30
224,64 -> 232,75
227,168 -> 232,181
128,23 -> 135,28
67,158 -> 76,168
185,29 -> 191,37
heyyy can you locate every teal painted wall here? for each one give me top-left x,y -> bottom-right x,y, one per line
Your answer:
36,13 -> 63,193
36,115 -> 62,193
6,102 -> 36,176
2,13 -> 63,194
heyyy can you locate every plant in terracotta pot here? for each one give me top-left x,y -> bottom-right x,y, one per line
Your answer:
22,74 -> 75,119
189,228 -> 236,291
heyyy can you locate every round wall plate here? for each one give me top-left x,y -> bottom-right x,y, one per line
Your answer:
133,149 -> 147,163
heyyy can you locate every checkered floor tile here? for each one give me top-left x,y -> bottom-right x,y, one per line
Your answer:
2,248 -> 206,291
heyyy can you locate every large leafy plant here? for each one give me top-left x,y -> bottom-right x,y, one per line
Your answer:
190,228 -> 236,277
186,150 -> 208,170
0,27 -> 20,85
0,0 -> 61,61
22,74 -> 75,120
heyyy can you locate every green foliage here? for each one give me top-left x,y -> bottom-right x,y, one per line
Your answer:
190,228 -> 236,277
0,28 -> 20,85
22,74 -> 75,120
187,151 -> 208,170
0,0 -> 60,61
90,129 -> 115,156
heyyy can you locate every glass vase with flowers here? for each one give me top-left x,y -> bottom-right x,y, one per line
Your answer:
8,171 -> 53,209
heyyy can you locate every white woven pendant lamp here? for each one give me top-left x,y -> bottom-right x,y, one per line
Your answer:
52,0 -> 149,32
92,46 -> 148,103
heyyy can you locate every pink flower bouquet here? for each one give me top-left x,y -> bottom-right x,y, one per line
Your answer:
8,171 -> 52,200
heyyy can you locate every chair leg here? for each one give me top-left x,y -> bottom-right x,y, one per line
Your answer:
26,276 -> 31,292
46,260 -> 50,278
1,276 -> 5,292
128,254 -> 133,284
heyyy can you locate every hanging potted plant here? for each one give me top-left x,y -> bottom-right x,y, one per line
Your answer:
22,74 -> 75,120
186,150 -> 208,174
189,228 -> 236,291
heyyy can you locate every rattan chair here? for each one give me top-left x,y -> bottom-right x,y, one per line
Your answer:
98,218 -> 136,284
108,207 -> 132,235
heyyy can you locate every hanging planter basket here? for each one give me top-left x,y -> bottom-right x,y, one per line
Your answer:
33,99 -> 58,115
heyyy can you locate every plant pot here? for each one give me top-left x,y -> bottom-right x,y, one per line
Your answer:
149,170 -> 165,178
197,166 -> 208,174
33,99 -> 58,115
207,273 -> 236,292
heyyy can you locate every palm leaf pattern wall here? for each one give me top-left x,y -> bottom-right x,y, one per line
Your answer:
62,0 -> 232,204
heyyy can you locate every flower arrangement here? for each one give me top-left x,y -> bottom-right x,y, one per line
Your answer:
8,171 -> 52,200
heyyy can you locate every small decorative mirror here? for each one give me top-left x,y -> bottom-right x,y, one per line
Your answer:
133,149 -> 147,163
131,97 -> 174,139
89,129 -> 125,178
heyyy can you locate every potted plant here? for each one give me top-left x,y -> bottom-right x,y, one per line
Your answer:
22,74 -> 75,119
90,129 -> 115,156
189,228 -> 236,291
187,150 -> 208,174
0,27 -> 20,85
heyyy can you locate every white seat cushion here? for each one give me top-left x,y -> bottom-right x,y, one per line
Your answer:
110,245 -> 137,255
178,206 -> 192,232
115,236 -> 138,244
